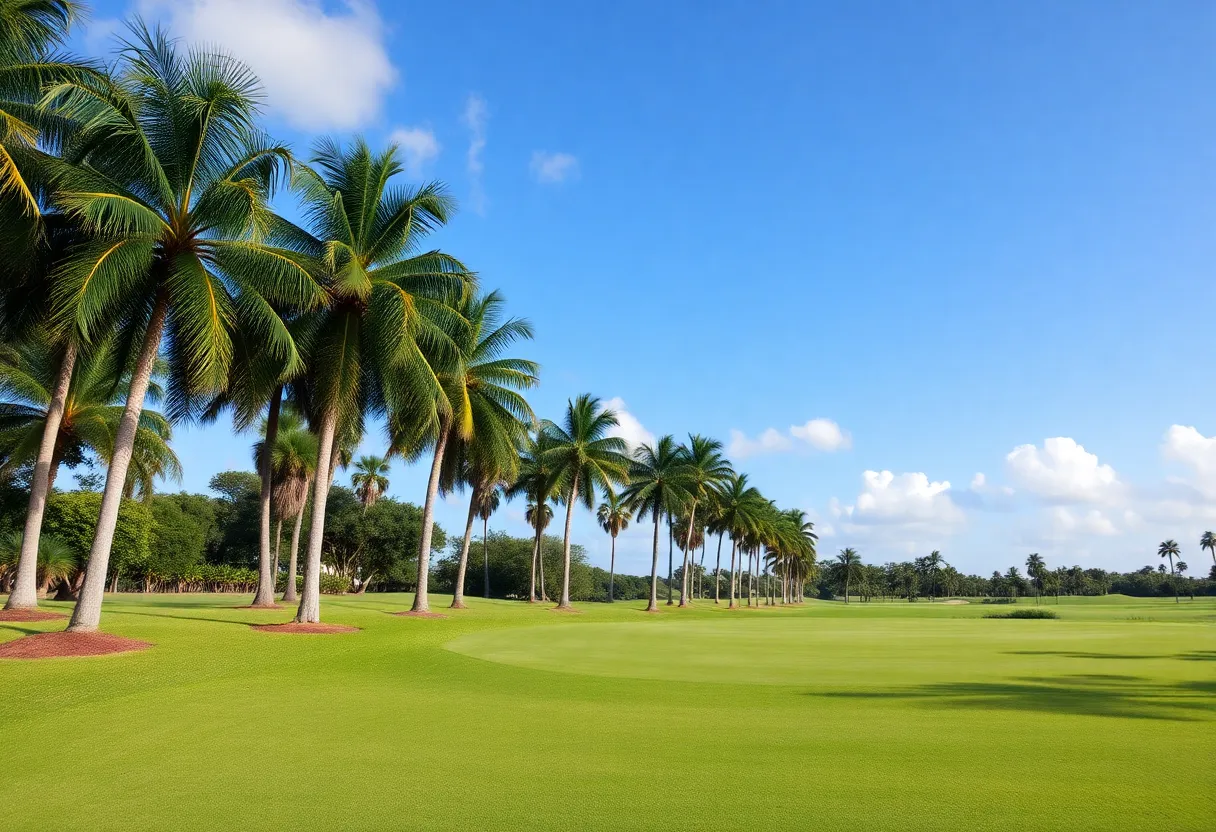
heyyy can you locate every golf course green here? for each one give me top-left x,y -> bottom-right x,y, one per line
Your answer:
2,593 -> 1212,831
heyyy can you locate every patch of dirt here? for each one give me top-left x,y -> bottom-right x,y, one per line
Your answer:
236,604 -> 283,610
251,622 -> 359,634
550,606 -> 582,614
0,608 -> 67,622
393,611 -> 448,619
0,631 -> 151,659
941,599 -> 970,605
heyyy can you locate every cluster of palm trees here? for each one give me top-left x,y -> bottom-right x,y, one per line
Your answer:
0,4 -> 822,629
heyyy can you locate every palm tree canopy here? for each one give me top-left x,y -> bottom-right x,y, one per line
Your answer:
350,453 -> 390,508
597,492 -> 630,537
620,434 -> 692,523
524,500 -> 553,533
541,394 -> 630,511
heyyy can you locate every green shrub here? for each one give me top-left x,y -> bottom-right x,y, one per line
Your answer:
984,608 -> 1058,619
321,573 -> 351,594
43,491 -> 152,579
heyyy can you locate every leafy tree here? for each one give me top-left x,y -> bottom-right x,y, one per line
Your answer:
541,395 -> 630,610
209,470 -> 262,505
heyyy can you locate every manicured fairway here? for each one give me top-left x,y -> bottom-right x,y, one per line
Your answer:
1,594 -> 1212,831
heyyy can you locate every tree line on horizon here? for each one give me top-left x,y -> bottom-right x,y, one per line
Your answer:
1,4 -> 1212,630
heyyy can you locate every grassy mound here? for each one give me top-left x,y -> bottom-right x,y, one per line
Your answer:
984,608 -> 1059,619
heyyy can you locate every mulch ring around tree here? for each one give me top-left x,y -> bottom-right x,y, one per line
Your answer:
549,606 -> 582,615
0,631 -> 152,660
250,622 -> 360,634
235,604 -> 283,610
0,609 -> 67,622
392,611 -> 448,619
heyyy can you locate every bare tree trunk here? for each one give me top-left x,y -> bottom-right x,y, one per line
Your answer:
646,508 -> 661,612
451,486 -> 480,609
714,532 -> 724,604
698,537 -> 707,600
272,519 -> 283,588
482,515 -> 490,599
282,504 -> 304,603
528,529 -> 539,603
607,534 -> 616,602
6,340 -> 76,611
295,408 -> 337,623
411,424 -> 449,613
538,526 -> 549,601
68,297 -> 167,633
728,539 -> 738,609
556,475 -> 579,609
679,503 -> 697,607
251,385 -> 282,607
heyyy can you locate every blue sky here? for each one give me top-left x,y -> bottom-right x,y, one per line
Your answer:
71,1 -> 1216,576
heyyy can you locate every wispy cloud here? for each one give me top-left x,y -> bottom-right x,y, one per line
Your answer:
728,418 -> 851,459
462,93 -> 488,213
389,126 -> 440,178
530,151 -> 579,184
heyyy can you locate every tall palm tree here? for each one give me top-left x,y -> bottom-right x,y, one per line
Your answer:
1025,552 -> 1045,603
714,472 -> 763,609
44,26 -> 321,632
1200,531 -> 1216,569
476,485 -> 500,599
524,499 -> 553,602
1158,539 -> 1180,603
438,289 -> 537,610
284,137 -> 471,623
510,431 -> 558,602
621,435 -> 692,612
541,395 -> 630,610
674,434 -> 732,607
350,454 -> 390,511
268,412 -> 317,604
835,547 -> 862,603
597,492 -> 629,602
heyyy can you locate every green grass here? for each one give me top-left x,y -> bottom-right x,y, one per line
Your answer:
1,593 -> 1213,831
984,607 -> 1059,619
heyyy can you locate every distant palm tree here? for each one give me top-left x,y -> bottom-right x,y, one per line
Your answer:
541,395 -> 630,610
524,500 -> 553,601
835,547 -> 862,603
512,431 -> 558,602
1026,552 -> 1046,603
266,412 -> 317,603
714,472 -> 764,609
674,434 -> 733,607
1158,539 -> 1180,603
1200,531 -> 1216,569
476,486 -> 501,599
621,435 -> 692,612
1004,566 -> 1022,600
350,455 -> 390,512
597,493 -> 630,602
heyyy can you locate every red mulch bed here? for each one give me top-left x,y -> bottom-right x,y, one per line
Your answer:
392,611 -> 448,619
0,608 -> 67,622
0,631 -> 151,659
250,622 -> 359,634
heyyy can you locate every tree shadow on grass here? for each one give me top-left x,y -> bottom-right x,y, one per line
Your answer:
1005,650 -> 1167,660
809,674 -> 1215,722
113,610 -> 256,627
1175,650 -> 1216,662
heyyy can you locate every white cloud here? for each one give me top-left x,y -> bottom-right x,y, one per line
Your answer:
728,418 -> 850,459
728,427 -> 792,459
789,418 -> 851,451
462,94 -> 488,213
1161,425 -> 1216,499
851,471 -> 964,528
140,0 -> 397,130
530,151 -> 579,184
389,126 -> 440,178
602,397 -> 655,451
1005,437 -> 1121,504
1047,507 -> 1120,539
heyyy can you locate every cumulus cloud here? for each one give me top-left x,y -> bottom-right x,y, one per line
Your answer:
139,0 -> 397,130
389,126 -> 440,178
1006,437 -> 1121,504
602,397 -> 655,451
1161,424 -> 1216,499
827,470 -> 964,552
530,151 -> 579,184
1046,507 -> 1120,539
728,418 -> 850,459
462,94 -> 488,213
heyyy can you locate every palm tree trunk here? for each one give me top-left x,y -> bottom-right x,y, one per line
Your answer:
482,516 -> 490,599
608,534 -> 616,602
666,520 -> 674,606
845,576 -> 850,604
557,475 -> 579,609
528,528 -> 539,603
411,424 -> 449,613
728,539 -> 738,609
282,504 -> 304,603
451,486 -> 480,609
714,532 -> 724,604
647,508 -> 661,612
538,527 -> 548,601
679,503 -> 697,607
251,385 -> 282,607
68,297 -> 168,633
272,518 -> 283,586
6,339 -> 76,611
295,408 -> 337,624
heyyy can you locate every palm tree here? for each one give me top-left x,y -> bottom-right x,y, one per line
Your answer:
674,435 -> 732,607
1200,531 -> 1216,569
835,547 -> 862,603
597,492 -> 629,602
1025,553 -> 1045,603
265,410 -> 316,603
43,27 -> 321,632
510,431 -> 559,602
714,472 -> 763,609
1158,539 -> 1180,603
284,137 -> 471,623
621,434 -> 691,612
476,485 -> 500,599
0,529 -> 75,597
438,289 -> 537,610
350,454 -> 390,512
541,395 -> 630,610
524,499 -> 554,602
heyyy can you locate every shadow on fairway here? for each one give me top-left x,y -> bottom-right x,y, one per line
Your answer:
1175,650 -> 1216,661
1006,650 -> 1168,660
808,674 -> 1216,722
